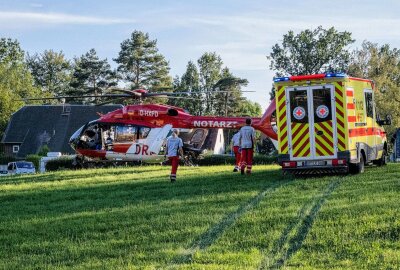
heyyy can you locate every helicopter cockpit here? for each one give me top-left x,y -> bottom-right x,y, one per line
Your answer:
69,121 -> 152,151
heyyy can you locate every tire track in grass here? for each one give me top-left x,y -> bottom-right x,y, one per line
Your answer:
260,178 -> 342,270
168,179 -> 292,267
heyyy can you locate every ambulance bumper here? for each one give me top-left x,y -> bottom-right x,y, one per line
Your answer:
278,151 -> 351,175
282,166 -> 348,175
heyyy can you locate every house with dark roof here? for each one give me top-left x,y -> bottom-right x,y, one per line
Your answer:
1,105 -> 122,158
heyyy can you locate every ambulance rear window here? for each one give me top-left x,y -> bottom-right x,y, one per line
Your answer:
289,90 -> 308,123
313,88 -> 332,123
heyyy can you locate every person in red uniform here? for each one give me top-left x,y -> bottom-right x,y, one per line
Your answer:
231,130 -> 241,172
165,129 -> 184,182
239,118 -> 256,175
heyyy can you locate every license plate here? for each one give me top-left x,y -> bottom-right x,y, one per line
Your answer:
305,160 -> 326,166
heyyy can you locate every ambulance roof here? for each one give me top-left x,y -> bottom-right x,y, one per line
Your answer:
273,73 -> 373,84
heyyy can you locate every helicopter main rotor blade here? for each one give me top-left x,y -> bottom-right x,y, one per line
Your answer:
18,94 -> 133,101
107,88 -> 143,97
167,96 -> 202,100
95,97 -> 126,106
144,90 -> 255,97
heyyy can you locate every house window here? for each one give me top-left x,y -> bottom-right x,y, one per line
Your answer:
13,145 -> 19,153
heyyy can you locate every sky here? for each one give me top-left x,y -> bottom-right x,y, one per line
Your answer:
1,0 -> 400,111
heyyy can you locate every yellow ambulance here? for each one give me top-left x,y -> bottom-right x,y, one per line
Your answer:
274,73 -> 391,174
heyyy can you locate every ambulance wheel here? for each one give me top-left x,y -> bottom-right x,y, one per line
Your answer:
350,154 -> 365,174
377,149 -> 387,166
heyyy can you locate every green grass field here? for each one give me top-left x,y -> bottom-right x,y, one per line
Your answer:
0,164 -> 399,269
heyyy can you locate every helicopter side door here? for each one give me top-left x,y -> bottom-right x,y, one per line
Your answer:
148,124 -> 173,154
125,125 -> 172,158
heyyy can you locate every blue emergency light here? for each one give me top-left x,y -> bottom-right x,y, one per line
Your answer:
325,73 -> 346,78
273,77 -> 290,82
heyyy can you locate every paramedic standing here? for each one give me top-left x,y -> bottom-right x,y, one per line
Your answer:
239,118 -> 256,175
231,130 -> 241,172
165,129 -> 184,182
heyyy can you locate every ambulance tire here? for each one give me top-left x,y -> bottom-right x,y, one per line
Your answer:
350,154 -> 365,174
379,149 -> 387,166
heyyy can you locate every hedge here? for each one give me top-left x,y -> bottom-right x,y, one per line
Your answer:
45,157 -> 75,171
26,154 -> 41,170
197,154 -> 277,166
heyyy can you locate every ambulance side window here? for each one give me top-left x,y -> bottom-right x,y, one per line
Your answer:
365,92 -> 373,118
290,90 -> 308,123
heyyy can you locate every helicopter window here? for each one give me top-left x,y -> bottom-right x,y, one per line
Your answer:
191,129 -> 205,143
138,127 -> 151,139
115,125 -> 137,142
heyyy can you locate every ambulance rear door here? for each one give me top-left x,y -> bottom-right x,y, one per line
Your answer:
286,84 -> 337,162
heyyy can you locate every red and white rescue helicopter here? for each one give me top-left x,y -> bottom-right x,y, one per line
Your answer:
26,88 -> 277,166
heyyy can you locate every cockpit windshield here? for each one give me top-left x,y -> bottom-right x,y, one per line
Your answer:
70,122 -> 153,151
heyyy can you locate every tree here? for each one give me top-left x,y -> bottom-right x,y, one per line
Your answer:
0,38 -> 39,138
198,52 -> 223,114
171,54 -> 254,116
348,41 -> 400,134
114,30 -> 171,90
236,100 -> 262,117
169,61 -> 202,114
69,49 -> 117,104
268,26 -> 354,76
26,50 -> 71,97
213,67 -> 248,116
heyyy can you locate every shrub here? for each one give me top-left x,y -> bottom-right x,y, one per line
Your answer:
198,154 -> 277,166
45,157 -> 75,171
26,154 -> 41,170
37,145 -> 50,157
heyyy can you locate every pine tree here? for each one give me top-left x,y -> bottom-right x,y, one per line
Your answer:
69,49 -> 117,104
114,31 -> 171,91
198,52 -> 223,114
172,61 -> 202,114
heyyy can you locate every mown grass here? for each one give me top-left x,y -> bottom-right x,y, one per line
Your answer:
0,164 -> 399,269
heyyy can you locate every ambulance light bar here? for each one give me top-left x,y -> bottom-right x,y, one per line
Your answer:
274,73 -> 347,82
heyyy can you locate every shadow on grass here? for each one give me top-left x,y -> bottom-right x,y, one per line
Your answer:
260,179 -> 342,269
0,168 -> 284,223
0,167 -> 165,185
169,177 -> 293,266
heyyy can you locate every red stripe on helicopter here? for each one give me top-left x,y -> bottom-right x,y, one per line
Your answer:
113,144 -> 131,153
77,149 -> 106,158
